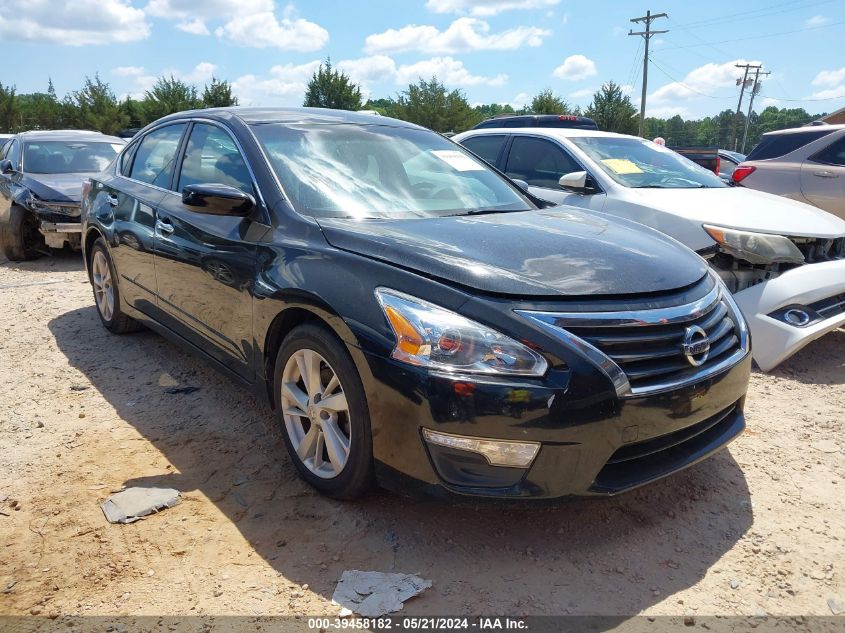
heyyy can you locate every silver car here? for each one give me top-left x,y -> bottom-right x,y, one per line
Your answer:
733,124 -> 845,220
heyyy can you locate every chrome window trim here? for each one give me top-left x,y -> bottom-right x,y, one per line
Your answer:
516,274 -> 750,399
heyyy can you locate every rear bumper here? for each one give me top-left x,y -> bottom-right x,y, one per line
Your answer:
733,259 -> 845,371
364,348 -> 751,500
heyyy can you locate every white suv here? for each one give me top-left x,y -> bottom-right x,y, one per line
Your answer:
453,127 -> 845,371
732,124 -> 845,220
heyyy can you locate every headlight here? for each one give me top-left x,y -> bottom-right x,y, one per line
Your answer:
375,288 -> 548,377
703,224 -> 804,265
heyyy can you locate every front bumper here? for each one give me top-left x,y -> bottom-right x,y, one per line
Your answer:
363,349 -> 751,500
732,259 -> 845,371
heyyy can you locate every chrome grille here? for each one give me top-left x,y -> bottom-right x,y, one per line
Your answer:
517,276 -> 749,397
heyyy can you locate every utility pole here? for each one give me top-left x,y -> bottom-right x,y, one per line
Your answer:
731,64 -> 758,151
630,10 -> 668,137
741,67 -> 771,153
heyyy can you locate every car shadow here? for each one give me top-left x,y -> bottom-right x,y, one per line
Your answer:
0,248 -> 84,274
765,328 -> 845,386
49,305 -> 753,616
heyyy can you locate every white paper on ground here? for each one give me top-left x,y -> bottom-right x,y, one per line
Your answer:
100,487 -> 181,524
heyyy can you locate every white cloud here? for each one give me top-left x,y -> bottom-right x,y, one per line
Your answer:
113,66 -> 147,77
425,0 -> 559,15
812,65 -> 845,87
215,11 -> 329,51
650,59 -> 761,103
808,86 -> 845,100
0,0 -> 149,45
805,15 -> 829,28
612,26 -> 627,36
232,61 -> 322,105
569,87 -> 595,100
176,18 -> 210,35
395,57 -> 507,86
647,105 -> 692,119
760,97 -> 781,108
552,54 -> 597,81
364,17 -> 549,54
146,0 -> 328,51
338,56 -> 398,86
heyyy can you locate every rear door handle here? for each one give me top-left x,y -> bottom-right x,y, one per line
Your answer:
106,194 -> 119,207
813,170 -> 838,178
155,217 -> 174,235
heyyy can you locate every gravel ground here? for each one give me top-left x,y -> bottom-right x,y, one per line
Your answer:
0,252 -> 843,619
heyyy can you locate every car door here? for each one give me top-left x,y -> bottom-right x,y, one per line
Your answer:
0,139 -> 21,224
153,121 -> 268,379
801,134 -> 845,219
104,123 -> 187,312
502,135 -> 607,211
459,134 -> 508,168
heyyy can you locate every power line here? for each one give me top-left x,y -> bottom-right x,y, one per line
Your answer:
659,18 -> 845,51
672,0 -> 833,30
629,9 -> 669,136
647,57 -> 733,99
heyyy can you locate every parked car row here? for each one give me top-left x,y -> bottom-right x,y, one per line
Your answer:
0,109 -> 839,504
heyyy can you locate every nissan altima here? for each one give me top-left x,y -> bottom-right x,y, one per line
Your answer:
81,107 -> 751,500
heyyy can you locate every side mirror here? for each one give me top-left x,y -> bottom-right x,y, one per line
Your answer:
512,178 -> 529,193
559,171 -> 591,193
0,159 -> 14,174
182,183 -> 255,216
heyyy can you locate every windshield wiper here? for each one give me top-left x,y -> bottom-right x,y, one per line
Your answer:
444,208 -> 523,217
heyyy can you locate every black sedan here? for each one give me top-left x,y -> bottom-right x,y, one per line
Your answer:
0,130 -> 124,260
81,107 -> 752,500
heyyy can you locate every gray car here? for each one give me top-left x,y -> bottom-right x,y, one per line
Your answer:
0,130 -> 125,260
733,124 -> 845,220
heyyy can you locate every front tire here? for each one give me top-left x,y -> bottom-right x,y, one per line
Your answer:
89,238 -> 142,334
273,324 -> 374,500
0,205 -> 43,261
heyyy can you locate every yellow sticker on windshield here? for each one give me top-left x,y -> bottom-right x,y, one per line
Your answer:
601,158 -> 643,174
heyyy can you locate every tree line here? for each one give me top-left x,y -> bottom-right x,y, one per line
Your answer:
0,60 -> 826,152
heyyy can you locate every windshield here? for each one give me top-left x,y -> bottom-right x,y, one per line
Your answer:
570,136 -> 727,189
23,141 -> 122,174
251,123 -> 535,219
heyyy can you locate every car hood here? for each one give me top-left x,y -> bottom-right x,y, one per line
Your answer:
317,207 -> 708,297
22,172 -> 89,203
627,186 -> 845,238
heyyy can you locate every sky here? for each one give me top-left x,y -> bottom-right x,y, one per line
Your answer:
2,0 -> 845,120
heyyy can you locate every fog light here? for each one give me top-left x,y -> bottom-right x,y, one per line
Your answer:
422,428 -> 540,468
783,308 -> 811,327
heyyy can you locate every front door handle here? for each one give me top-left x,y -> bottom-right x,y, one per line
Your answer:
813,170 -> 838,178
106,194 -> 119,207
155,217 -> 174,235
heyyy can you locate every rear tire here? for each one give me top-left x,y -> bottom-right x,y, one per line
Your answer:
0,205 -> 43,261
273,324 -> 374,500
89,238 -> 142,334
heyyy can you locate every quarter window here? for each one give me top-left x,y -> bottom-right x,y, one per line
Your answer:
129,124 -> 187,189
746,130 -> 834,161
505,136 -> 581,188
460,135 -> 506,166
177,123 -> 254,195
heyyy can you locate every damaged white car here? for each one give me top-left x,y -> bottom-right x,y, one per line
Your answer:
455,128 -> 845,371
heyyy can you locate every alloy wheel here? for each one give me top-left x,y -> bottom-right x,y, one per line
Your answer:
92,250 -> 115,322
280,349 -> 351,479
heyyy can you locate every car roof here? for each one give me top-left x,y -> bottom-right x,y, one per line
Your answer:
156,106 -> 424,130
17,129 -> 125,143
762,123 -> 845,136
459,128 -> 632,141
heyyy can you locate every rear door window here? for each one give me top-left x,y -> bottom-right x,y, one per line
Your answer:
746,130 -> 835,161
460,135 -> 507,166
129,123 -> 187,189
177,123 -> 254,195
504,136 -> 581,188
809,136 -> 845,166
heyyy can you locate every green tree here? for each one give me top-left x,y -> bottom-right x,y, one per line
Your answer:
142,75 -> 202,122
119,96 -> 149,129
585,81 -> 638,135
0,82 -> 19,133
64,75 -> 127,135
530,89 -> 569,115
392,77 -> 479,133
202,77 -> 238,108
362,97 -> 398,117
303,59 -> 362,110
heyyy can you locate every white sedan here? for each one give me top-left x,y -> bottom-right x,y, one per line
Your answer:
454,128 -> 845,371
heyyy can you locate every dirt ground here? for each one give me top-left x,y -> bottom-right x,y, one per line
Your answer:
0,251 -> 843,620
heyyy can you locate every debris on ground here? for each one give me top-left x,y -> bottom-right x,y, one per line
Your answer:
829,597 -> 845,615
331,570 -> 432,617
100,487 -> 181,524
165,386 -> 200,395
